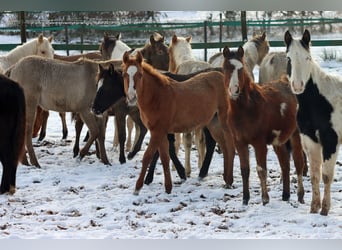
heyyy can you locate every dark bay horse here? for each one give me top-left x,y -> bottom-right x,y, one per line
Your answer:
122,51 -> 232,194
285,29 -> 342,215
0,74 -> 26,194
223,45 -> 305,206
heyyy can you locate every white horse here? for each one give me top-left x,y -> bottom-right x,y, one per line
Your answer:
168,34 -> 213,177
285,29 -> 342,216
209,31 -> 269,80
0,34 -> 54,73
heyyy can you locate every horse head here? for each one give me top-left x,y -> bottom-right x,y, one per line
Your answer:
223,46 -> 246,100
285,29 -> 312,94
122,51 -> 144,106
92,63 -> 125,115
100,32 -> 131,60
36,33 -> 54,59
168,34 -> 193,72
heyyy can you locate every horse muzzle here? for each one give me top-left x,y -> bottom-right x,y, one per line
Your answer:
290,80 -> 305,94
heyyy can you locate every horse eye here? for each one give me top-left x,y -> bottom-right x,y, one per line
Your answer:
41,51 -> 45,54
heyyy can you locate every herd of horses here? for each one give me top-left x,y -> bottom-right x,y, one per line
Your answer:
0,28 -> 341,216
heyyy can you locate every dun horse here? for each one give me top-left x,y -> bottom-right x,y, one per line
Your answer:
285,29 -> 342,216
258,51 -> 287,83
222,45 -> 305,206
0,74 -> 26,194
9,56 -> 110,167
122,51 -> 233,194
33,51 -> 104,142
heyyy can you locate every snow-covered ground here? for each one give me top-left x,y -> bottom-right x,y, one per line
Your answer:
1,13 -> 342,239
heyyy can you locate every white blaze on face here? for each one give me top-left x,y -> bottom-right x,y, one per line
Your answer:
228,59 -> 243,99
126,65 -> 138,105
97,78 -> 104,92
111,40 -> 131,60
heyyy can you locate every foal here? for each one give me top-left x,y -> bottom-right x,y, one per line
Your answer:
122,51 -> 232,194
223,46 -> 305,205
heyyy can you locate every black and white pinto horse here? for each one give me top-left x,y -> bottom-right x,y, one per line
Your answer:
285,29 -> 342,216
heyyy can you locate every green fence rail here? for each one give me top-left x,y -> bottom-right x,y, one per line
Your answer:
1,17 -> 342,59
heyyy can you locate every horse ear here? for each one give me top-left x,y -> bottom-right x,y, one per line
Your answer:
116,33 -> 122,40
237,46 -> 244,58
284,30 -> 293,47
123,51 -> 130,64
223,46 -> 230,58
150,35 -> 156,45
48,35 -> 53,43
252,31 -> 257,37
172,34 -> 178,44
103,32 -> 109,40
38,33 -> 44,43
98,64 -> 104,73
261,31 -> 266,40
136,51 -> 143,64
186,36 -> 192,43
302,29 -> 311,47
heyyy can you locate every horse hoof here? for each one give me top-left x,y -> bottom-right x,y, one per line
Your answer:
224,184 -> 234,189
133,189 -> 140,195
320,209 -> 328,216
242,199 -> 249,205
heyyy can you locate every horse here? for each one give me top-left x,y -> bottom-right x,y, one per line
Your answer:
209,31 -> 270,80
100,32 -> 169,153
32,51 -> 104,142
258,51 -> 287,83
168,34 -> 213,176
9,56 -> 111,167
0,33 -> 54,74
93,64 -> 235,185
285,29 -> 342,216
0,74 -> 26,194
222,45 -> 305,206
90,63 -> 148,164
122,50 -> 232,194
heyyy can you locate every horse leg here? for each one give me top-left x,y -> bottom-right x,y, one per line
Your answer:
183,132 -> 192,177
32,106 -> 43,138
73,114 -> 83,157
273,144 -> 291,202
127,111 -> 148,160
113,118 -> 119,151
198,127 -> 216,180
38,110 -> 49,141
158,135 -> 172,194
173,133 -> 182,171
289,129 -> 305,204
126,116 -> 134,152
0,156 -> 15,194
254,143 -> 269,205
59,112 -> 68,140
78,111 -> 110,165
114,112 -> 127,164
235,142 -> 250,205
194,128 -> 206,169
25,102 -> 40,167
144,151 -> 160,185
168,134 -> 186,181
95,112 -> 110,165
135,132 -> 165,195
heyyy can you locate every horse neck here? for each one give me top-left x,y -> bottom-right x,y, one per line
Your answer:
2,39 -> 38,68
243,42 -> 258,72
169,44 -> 195,72
138,66 -> 163,106
111,40 -> 131,60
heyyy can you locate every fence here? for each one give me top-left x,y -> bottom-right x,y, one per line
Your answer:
1,17 -> 342,60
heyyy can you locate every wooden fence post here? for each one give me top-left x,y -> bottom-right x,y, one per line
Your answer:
204,21 -> 208,61
19,11 -> 27,43
241,11 -> 247,42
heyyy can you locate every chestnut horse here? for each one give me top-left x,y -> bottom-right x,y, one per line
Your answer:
285,29 -> 342,215
0,74 -> 26,194
222,45 -> 305,206
122,51 -> 232,194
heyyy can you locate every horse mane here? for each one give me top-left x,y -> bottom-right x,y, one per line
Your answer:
142,62 -> 170,85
